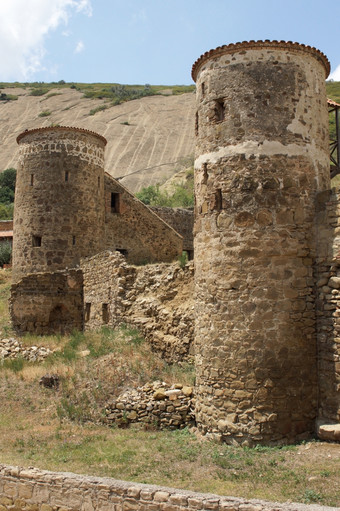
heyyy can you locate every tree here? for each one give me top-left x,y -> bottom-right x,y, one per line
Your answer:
0,168 -> 16,204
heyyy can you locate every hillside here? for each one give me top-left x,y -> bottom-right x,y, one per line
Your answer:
0,84 -> 195,193
0,81 -> 339,192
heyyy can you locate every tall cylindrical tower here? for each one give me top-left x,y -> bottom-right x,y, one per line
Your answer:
13,126 -> 107,282
192,41 -> 330,445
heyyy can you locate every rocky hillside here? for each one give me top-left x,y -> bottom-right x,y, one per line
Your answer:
0,86 -> 195,192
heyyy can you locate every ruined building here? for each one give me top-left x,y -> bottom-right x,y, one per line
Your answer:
9,40 -> 340,445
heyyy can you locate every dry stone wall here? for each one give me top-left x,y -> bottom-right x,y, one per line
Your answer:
105,381 -> 195,429
1,464 -> 338,511
82,251 -> 194,362
193,41 -> 330,445
104,175 -> 183,265
10,269 -> 83,335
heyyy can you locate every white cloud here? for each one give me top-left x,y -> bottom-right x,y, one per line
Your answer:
74,40 -> 84,54
329,64 -> 340,81
0,0 -> 92,80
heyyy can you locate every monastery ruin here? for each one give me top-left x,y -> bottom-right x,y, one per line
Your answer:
8,40 -> 340,446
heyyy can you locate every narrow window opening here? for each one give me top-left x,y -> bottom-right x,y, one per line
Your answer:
30,174 -> 34,186
85,303 -> 91,322
201,82 -> 205,97
102,303 -> 109,324
32,235 -> 42,247
195,111 -> 199,136
65,171 -> 69,182
215,99 -> 225,122
111,192 -> 121,213
187,250 -> 194,261
116,248 -> 128,257
72,236 -> 76,246
215,189 -> 223,211
202,163 -> 208,184
98,176 -> 100,188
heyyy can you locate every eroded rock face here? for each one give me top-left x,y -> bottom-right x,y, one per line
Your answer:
193,41 -> 330,445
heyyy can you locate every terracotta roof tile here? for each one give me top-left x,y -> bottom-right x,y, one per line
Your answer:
17,126 -> 107,145
192,40 -> 330,81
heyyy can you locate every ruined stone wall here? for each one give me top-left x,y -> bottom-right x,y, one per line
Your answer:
13,127 -> 106,283
150,207 -> 194,255
315,189 -> 340,425
10,269 -> 83,335
2,464 -> 338,511
192,41 -> 330,445
104,175 -> 183,265
82,251 -> 194,362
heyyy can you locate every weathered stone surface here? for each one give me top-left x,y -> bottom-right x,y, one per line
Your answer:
317,423 -> 340,441
105,381 -> 195,430
193,41 -> 330,445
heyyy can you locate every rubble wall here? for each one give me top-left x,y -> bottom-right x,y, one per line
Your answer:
315,189 -> 340,424
82,251 -> 194,362
10,269 -> 83,335
1,464 -> 338,511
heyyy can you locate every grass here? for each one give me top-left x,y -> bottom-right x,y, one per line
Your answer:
38,110 -> 52,117
0,268 -> 339,506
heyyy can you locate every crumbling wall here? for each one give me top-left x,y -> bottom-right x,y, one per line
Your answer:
10,269 -> 83,335
82,251 -> 194,362
315,189 -> 340,425
150,206 -> 194,256
104,174 -> 183,265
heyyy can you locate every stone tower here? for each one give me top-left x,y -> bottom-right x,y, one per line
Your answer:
13,126 -> 107,283
192,41 -> 330,445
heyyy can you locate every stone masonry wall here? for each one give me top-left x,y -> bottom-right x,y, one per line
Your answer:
10,269 -> 83,335
150,207 -> 194,255
315,189 -> 340,424
13,127 -> 106,283
193,41 -> 330,445
1,464 -> 338,511
104,174 -> 183,265
81,251 -> 194,362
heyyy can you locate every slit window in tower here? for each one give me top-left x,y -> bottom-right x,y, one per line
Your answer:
216,189 -> 222,211
111,192 -> 121,213
85,303 -> 91,322
195,111 -> 199,136
30,174 -> 34,186
215,99 -> 225,122
32,235 -> 42,247
202,163 -> 208,184
201,82 -> 205,97
65,171 -> 69,182
102,303 -> 109,324
72,236 -> 76,246
98,176 -> 100,188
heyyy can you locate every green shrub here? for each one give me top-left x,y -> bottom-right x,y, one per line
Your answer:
89,105 -> 108,116
0,241 -> 12,267
38,110 -> 51,117
30,88 -> 48,96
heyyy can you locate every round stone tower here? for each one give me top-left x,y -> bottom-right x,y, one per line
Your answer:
13,126 -> 107,282
192,41 -> 330,445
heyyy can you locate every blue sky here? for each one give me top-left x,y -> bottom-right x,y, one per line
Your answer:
1,0 -> 340,84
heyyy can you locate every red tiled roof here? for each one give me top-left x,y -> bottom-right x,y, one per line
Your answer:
0,231 -> 13,238
328,98 -> 340,108
192,40 -> 330,81
17,126 -> 107,145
